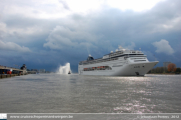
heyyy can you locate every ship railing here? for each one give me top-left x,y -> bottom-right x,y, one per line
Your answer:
130,58 -> 146,60
82,57 -> 118,65
109,52 -> 123,57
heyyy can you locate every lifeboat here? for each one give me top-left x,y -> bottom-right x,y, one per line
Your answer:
98,66 -> 105,70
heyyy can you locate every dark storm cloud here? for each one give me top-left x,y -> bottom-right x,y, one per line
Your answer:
45,0 -> 181,50
1,0 -> 181,72
43,0 -> 181,70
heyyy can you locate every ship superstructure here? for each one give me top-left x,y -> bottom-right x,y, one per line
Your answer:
78,46 -> 158,76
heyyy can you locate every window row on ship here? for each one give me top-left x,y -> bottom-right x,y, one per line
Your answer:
108,51 -> 142,57
79,54 -> 145,65
82,57 -> 119,65
83,66 -> 112,71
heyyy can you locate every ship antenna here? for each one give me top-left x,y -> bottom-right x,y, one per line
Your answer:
118,45 -> 123,50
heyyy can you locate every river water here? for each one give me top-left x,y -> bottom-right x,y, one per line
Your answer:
0,74 -> 181,113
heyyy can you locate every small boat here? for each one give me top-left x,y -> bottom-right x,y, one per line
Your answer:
68,71 -> 71,74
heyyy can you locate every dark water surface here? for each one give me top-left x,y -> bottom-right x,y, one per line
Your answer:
0,74 -> 181,113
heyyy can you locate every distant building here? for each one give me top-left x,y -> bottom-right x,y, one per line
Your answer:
163,62 -> 171,68
39,69 -> 45,73
20,64 -> 27,70
31,69 -> 38,72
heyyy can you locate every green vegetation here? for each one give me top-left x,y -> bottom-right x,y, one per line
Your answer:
148,63 -> 180,74
148,67 -> 180,74
175,68 -> 181,74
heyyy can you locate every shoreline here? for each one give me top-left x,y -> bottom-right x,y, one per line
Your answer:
0,74 -> 28,79
147,73 -> 180,75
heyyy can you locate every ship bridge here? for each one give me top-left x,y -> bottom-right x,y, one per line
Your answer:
87,55 -> 94,61
79,46 -> 145,65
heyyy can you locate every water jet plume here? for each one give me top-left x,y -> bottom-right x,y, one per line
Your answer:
57,63 -> 72,74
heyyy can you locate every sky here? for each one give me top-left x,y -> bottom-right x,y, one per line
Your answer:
0,0 -> 181,72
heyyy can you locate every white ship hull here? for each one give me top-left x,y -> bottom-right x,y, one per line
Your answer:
79,61 -> 158,76
78,47 -> 159,76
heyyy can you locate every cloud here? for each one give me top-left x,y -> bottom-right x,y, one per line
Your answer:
152,39 -> 174,55
124,42 -> 136,50
0,40 -> 31,53
106,0 -> 164,12
1,0 -> 181,71
1,0 -> 71,19
43,25 -> 100,50
0,22 -> 7,39
59,0 -> 70,10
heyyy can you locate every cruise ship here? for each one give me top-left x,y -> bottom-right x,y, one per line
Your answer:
78,46 -> 159,76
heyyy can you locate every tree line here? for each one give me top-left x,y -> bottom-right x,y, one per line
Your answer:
148,63 -> 181,74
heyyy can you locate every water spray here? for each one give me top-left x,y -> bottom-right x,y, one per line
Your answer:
57,63 -> 72,74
